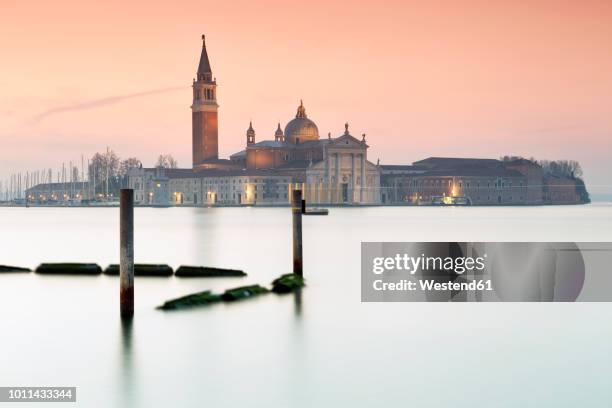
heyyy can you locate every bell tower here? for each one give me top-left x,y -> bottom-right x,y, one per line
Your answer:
192,35 -> 219,168
246,121 -> 255,146
275,123 -> 284,142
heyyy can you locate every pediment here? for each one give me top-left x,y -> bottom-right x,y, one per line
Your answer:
329,134 -> 368,149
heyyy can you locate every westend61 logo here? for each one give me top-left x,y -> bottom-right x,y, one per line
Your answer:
361,242 -> 612,302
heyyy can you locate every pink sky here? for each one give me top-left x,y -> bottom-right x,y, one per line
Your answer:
1,0 -> 611,192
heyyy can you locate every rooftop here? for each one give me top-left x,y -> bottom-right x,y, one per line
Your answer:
414,157 -> 502,169
26,182 -> 91,192
197,35 -> 212,76
421,168 -> 525,178
139,167 -> 290,179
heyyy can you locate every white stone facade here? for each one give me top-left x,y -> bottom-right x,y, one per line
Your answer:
127,167 -> 293,206
304,134 -> 381,204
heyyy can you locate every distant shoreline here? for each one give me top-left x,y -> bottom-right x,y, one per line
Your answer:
0,202 -> 602,209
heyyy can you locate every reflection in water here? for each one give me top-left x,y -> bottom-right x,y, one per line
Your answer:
293,289 -> 303,318
120,317 -> 135,407
289,287 -> 309,404
121,317 -> 133,357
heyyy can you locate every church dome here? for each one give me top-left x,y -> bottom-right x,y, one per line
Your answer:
284,100 -> 319,144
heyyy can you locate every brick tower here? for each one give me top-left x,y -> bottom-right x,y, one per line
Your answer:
192,35 -> 218,168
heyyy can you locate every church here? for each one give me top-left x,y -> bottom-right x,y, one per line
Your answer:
127,35 -> 381,206
227,103 -> 380,204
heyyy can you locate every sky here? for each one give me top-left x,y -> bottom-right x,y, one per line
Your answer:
1,0 -> 611,193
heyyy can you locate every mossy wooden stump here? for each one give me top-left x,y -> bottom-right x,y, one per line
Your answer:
221,285 -> 269,301
175,266 -> 246,277
157,291 -> 222,310
271,274 -> 305,293
104,264 -> 173,276
158,285 -> 269,310
35,263 -> 102,275
0,265 -> 31,273
157,275 -> 304,311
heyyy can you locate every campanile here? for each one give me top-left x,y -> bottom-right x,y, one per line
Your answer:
192,35 -> 219,167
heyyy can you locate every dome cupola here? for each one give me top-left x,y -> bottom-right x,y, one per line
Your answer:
284,100 -> 319,144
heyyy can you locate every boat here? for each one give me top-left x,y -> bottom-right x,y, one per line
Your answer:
431,196 -> 471,206
303,208 -> 329,215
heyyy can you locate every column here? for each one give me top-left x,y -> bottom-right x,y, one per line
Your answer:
350,153 -> 356,203
325,150 -> 331,203
335,153 -> 340,203
360,153 -> 366,202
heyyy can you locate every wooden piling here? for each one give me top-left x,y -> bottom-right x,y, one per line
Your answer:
120,189 -> 134,318
292,189 -> 303,277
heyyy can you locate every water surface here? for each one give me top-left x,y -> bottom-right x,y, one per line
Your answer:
1,205 -> 611,407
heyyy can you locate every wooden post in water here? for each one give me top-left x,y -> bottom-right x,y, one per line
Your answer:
120,189 -> 134,318
292,189 -> 303,277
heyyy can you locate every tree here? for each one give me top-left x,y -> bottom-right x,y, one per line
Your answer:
538,159 -> 583,179
71,166 -> 79,182
155,154 -> 178,169
167,155 -> 178,169
119,157 -> 142,177
117,157 -> 142,188
568,160 -> 583,178
89,148 -> 120,196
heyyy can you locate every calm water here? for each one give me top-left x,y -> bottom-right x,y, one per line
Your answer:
1,204 -> 611,407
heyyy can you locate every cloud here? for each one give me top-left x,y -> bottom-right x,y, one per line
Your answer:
29,86 -> 186,124
517,123 -> 589,135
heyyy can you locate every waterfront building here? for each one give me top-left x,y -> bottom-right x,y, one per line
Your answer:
24,182 -> 93,203
25,36 -> 588,207
380,157 -> 585,205
380,159 -> 527,205
502,158 -> 546,204
128,167 -> 291,206
544,175 -> 586,204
